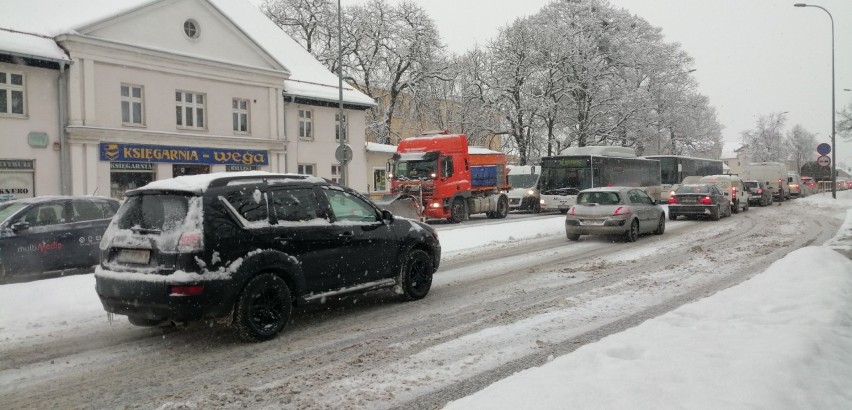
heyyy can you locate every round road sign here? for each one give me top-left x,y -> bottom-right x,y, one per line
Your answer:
817,155 -> 831,167
335,144 -> 353,164
817,143 -> 831,156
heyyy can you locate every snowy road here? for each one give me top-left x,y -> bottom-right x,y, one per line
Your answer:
0,196 -> 846,409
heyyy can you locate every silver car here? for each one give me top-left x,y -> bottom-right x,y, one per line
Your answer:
565,187 -> 666,242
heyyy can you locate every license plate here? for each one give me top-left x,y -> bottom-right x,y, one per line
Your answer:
116,249 -> 150,264
581,219 -> 604,225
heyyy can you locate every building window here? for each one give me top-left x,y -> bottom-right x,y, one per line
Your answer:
299,109 -> 313,140
120,84 -> 144,125
176,91 -> 205,130
335,113 -> 348,142
183,19 -> 200,39
0,71 -> 25,116
232,98 -> 250,133
298,164 -> 315,176
331,164 -> 341,184
373,168 -> 387,192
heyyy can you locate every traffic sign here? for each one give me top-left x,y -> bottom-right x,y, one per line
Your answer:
335,144 -> 353,164
817,155 -> 831,167
817,143 -> 831,156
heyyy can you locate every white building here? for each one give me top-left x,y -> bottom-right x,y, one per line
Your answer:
0,0 -> 374,200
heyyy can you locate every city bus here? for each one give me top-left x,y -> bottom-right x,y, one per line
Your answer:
644,155 -> 724,200
538,146 -> 662,212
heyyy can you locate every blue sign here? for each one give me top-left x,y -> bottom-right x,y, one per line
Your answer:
99,142 -> 269,166
817,143 -> 831,156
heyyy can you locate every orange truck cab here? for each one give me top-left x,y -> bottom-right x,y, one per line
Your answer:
389,132 -> 510,223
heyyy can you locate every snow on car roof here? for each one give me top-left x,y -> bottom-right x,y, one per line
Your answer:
137,171 -> 325,194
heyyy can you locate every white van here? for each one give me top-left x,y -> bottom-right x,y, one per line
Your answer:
741,162 -> 790,201
507,165 -> 542,212
787,172 -> 803,197
698,174 -> 750,213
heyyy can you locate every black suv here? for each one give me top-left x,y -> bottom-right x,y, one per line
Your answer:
0,196 -> 119,281
95,172 -> 441,341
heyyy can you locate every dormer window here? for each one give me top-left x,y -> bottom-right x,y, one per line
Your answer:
183,19 -> 200,39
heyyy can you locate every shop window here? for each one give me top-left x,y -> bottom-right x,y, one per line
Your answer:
173,164 -> 210,177
299,109 -> 313,140
298,164 -> 315,176
121,84 -> 144,125
0,71 -> 25,116
176,91 -> 205,130
232,98 -> 250,133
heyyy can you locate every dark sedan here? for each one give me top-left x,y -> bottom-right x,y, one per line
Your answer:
667,184 -> 731,221
0,196 -> 119,280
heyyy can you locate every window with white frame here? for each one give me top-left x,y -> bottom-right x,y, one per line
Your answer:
0,71 -> 25,116
331,164 -> 341,184
335,112 -> 348,142
298,109 -> 313,140
373,168 -> 387,192
175,91 -> 205,129
121,84 -> 144,125
298,164 -> 315,176
232,98 -> 250,133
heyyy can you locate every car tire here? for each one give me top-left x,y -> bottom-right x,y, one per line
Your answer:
448,198 -> 466,223
532,201 -> 542,214
233,273 -> 292,342
567,233 -> 581,241
400,249 -> 433,301
625,219 -> 639,242
653,214 -> 665,235
725,203 -> 732,217
731,200 -> 739,214
668,212 -> 677,221
711,206 -> 720,221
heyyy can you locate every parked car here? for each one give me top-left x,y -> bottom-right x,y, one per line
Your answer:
565,187 -> 665,242
0,196 -> 120,280
743,180 -> 773,206
668,184 -> 731,221
698,174 -> 749,213
95,172 -> 441,342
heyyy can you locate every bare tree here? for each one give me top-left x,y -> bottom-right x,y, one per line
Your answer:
741,112 -> 788,162
786,124 -> 817,172
838,101 -> 852,142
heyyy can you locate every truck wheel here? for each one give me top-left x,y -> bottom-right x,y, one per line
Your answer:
447,198 -> 466,223
532,201 -> 541,214
233,273 -> 292,342
495,195 -> 509,219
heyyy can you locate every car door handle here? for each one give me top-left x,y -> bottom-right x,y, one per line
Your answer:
338,231 -> 354,240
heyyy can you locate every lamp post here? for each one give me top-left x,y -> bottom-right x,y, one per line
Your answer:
336,0 -> 348,187
794,3 -> 836,199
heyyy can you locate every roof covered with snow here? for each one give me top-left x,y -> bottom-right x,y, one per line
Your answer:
366,142 -> 398,153
0,0 -> 374,107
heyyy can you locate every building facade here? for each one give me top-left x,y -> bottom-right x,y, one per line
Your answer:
0,0 -> 373,201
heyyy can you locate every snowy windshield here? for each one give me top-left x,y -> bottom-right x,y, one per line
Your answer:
0,202 -> 27,224
116,194 -> 192,232
393,160 -> 437,180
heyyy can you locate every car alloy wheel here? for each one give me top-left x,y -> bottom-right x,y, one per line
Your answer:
401,249 -> 433,300
625,219 -> 639,242
234,273 -> 292,342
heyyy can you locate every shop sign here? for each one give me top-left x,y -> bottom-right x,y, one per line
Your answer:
110,162 -> 155,171
0,159 -> 35,170
226,165 -> 259,172
0,172 -> 35,201
100,142 -> 269,166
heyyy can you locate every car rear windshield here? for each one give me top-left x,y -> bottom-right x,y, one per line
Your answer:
577,191 -> 621,205
744,182 -> 759,189
117,194 -> 192,232
675,185 -> 711,194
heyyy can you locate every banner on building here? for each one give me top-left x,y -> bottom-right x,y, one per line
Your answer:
100,143 -> 269,166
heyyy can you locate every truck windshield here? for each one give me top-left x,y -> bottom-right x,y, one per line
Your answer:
394,160 -> 437,180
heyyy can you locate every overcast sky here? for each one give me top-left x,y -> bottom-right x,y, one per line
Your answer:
331,0 -> 852,168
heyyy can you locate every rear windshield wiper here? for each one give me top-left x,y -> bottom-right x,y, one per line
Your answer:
130,226 -> 163,234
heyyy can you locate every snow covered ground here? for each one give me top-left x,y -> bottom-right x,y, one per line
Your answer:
0,191 -> 850,409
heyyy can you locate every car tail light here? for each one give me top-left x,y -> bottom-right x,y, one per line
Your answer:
569,206 -> 575,215
170,285 -> 204,296
699,196 -> 713,205
177,231 -> 204,253
668,196 -> 679,204
731,187 -> 737,199
757,188 -> 763,194
613,206 -> 632,216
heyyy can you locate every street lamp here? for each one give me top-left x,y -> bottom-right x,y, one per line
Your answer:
794,3 -> 836,199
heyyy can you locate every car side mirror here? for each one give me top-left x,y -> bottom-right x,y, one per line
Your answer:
11,221 -> 29,232
381,209 -> 394,223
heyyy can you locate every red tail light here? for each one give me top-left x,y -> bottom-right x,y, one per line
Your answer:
613,206 -> 632,215
757,188 -> 763,194
668,196 -> 679,204
177,231 -> 204,253
170,285 -> 204,296
731,187 -> 737,199
699,196 -> 713,205
569,206 -> 575,215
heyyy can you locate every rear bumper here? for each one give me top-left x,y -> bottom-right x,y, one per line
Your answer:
95,269 -> 234,322
668,205 -> 716,216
